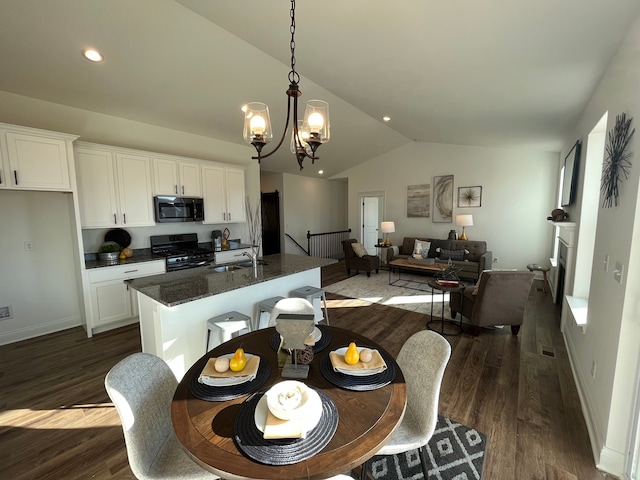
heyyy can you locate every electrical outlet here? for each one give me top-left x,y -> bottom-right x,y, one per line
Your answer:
591,361 -> 597,379
493,257 -> 499,263
0,306 -> 12,320
24,241 -> 34,251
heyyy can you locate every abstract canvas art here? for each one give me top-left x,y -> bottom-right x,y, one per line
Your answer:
407,184 -> 430,217
432,175 -> 454,223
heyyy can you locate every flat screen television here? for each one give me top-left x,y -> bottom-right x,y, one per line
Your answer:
561,140 -> 581,207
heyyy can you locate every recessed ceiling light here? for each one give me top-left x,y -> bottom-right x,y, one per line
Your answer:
82,48 -> 104,63
318,170 -> 324,175
382,116 -> 391,122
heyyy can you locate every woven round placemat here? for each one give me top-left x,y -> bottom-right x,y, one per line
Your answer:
234,388 -> 338,465
319,347 -> 397,391
189,355 -> 271,402
268,325 -> 331,354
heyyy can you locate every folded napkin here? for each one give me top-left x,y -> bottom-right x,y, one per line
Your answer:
329,349 -> 387,372
198,354 -> 260,385
263,410 -> 305,439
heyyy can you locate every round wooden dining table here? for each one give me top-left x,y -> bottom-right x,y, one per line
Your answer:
171,325 -> 407,480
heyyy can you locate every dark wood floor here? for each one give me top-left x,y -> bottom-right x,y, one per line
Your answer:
0,261 -> 615,479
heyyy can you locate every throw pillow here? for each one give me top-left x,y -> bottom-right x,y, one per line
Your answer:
439,248 -> 465,261
351,242 -> 367,257
413,239 -> 430,256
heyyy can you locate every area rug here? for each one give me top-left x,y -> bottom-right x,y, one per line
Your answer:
367,416 -> 487,480
325,271 -> 454,318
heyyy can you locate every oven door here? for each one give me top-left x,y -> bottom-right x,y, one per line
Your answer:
154,196 -> 204,222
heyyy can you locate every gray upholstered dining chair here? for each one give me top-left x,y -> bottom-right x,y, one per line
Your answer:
267,297 -> 316,327
360,330 -> 451,480
105,352 -> 219,479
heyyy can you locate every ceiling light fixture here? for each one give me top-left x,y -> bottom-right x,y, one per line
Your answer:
82,48 -> 104,63
242,0 -> 330,170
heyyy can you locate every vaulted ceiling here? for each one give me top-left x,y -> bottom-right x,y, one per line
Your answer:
0,0 -> 639,177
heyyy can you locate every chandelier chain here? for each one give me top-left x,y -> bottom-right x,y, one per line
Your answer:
288,0 -> 299,85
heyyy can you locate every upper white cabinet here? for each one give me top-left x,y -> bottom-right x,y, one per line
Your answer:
75,143 -> 155,228
201,165 -> 246,224
0,123 -> 78,191
152,157 -> 201,197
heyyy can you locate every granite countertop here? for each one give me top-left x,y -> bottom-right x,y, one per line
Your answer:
84,250 -> 160,269
125,253 -> 337,307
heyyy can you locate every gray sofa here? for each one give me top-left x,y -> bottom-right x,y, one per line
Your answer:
387,236 -> 493,281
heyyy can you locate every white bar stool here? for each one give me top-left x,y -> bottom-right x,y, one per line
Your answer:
256,296 -> 286,330
290,286 -> 329,325
206,311 -> 251,351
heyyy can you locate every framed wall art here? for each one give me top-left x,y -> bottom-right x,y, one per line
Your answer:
432,175 -> 454,223
457,186 -> 482,207
407,184 -> 430,217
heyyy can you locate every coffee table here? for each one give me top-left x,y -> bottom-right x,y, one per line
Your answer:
388,258 -> 445,288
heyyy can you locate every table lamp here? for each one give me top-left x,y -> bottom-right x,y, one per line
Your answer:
380,221 -> 395,246
455,215 -> 473,240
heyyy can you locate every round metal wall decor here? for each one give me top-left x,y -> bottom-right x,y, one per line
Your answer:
601,113 -> 635,208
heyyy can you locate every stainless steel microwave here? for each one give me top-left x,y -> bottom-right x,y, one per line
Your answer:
154,195 -> 204,223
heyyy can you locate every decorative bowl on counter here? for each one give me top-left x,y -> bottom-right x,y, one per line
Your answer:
98,251 -> 120,262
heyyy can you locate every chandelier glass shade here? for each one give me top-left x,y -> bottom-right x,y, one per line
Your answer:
242,0 -> 330,170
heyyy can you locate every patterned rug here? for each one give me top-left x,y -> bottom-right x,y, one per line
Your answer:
367,416 -> 487,480
325,271 -> 454,318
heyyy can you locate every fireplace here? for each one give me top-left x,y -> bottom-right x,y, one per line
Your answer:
556,241 -> 567,311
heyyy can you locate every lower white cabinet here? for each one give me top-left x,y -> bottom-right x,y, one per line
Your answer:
86,261 -> 165,335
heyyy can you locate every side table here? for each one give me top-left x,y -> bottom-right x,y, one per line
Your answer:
374,244 -> 395,270
427,279 -> 465,336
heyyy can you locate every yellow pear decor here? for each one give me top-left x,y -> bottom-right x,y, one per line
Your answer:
229,347 -> 247,372
344,342 -> 360,365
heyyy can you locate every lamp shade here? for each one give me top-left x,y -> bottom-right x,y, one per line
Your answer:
455,215 -> 473,227
380,221 -> 395,233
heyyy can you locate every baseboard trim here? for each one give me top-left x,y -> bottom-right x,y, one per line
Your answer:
563,331 -> 626,477
0,315 -> 82,346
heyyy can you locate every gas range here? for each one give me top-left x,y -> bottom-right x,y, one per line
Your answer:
150,233 -> 215,272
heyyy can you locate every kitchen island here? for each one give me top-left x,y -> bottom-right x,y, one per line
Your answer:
127,253 -> 336,379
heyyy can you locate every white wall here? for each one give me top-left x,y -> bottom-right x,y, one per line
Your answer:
0,191 -> 81,344
338,141 -> 559,270
558,13 -> 640,477
281,174 -> 348,253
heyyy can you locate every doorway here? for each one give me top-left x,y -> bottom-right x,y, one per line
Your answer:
361,193 -> 384,254
261,191 -> 281,255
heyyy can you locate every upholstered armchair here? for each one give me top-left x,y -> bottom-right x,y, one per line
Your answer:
341,239 -> 380,277
449,270 -> 534,335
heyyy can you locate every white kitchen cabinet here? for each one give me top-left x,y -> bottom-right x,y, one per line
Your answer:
75,143 -> 155,228
87,260 -> 165,334
201,165 -> 246,224
152,157 -> 201,197
0,123 -> 78,191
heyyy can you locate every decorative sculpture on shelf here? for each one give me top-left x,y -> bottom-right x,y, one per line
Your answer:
547,208 -> 568,222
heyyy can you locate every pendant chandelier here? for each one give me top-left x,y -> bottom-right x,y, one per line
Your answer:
242,0 -> 330,170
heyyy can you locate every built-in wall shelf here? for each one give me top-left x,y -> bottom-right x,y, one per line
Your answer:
566,295 -> 588,334
548,220 -> 577,228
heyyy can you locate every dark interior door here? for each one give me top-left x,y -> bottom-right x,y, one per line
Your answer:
261,191 -> 281,255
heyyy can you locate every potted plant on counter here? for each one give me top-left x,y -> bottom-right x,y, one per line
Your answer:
98,242 -> 121,263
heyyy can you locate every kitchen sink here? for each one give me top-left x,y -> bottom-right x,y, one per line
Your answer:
209,265 -> 244,273
235,260 -> 268,268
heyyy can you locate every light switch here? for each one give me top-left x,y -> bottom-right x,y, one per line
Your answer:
613,261 -> 624,284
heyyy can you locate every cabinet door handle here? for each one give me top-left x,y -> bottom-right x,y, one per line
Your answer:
14,170 -> 18,185
228,212 -> 231,221
182,185 -> 185,195
123,213 -> 127,224
174,185 -> 178,194
124,270 -> 138,274
114,214 -> 117,224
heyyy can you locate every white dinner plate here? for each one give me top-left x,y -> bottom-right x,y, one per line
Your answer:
332,347 -> 386,376
254,388 -> 323,434
198,353 -> 258,387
